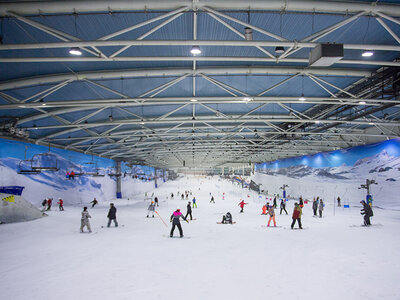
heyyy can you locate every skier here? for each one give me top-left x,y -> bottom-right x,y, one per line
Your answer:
57,198 -> 64,211
299,196 -> 304,208
107,203 -> 118,227
238,199 -> 248,213
210,196 -> 215,203
318,199 -> 324,218
46,198 -> 52,211
185,201 -> 193,220
90,198 -> 98,208
267,205 -> 276,227
360,200 -> 373,226
41,199 -> 47,212
291,203 -> 302,229
147,201 -> 155,218
192,197 -> 197,208
181,194 -> 184,200
280,199 -> 288,215
337,196 -> 341,207
80,207 -> 92,233
312,197 -> 318,216
154,196 -> 159,207
273,197 -> 277,209
221,212 -> 233,224
170,193 -> 174,200
170,207 -> 188,238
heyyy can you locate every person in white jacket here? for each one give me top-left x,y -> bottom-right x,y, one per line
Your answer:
80,207 -> 92,233
147,201 -> 155,218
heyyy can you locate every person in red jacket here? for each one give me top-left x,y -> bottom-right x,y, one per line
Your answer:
57,198 -> 64,211
291,202 -> 302,229
46,198 -> 52,211
238,200 -> 248,213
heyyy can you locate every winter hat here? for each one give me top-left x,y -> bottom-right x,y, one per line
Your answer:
176,207 -> 180,211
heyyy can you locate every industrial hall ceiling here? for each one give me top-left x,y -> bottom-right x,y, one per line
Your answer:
0,0 -> 399,168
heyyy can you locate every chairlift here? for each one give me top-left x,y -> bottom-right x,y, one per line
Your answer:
108,168 -> 122,177
31,152 -> 59,171
82,161 -> 105,177
18,159 -> 41,174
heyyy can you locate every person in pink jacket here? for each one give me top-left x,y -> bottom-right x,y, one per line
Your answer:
170,208 -> 188,238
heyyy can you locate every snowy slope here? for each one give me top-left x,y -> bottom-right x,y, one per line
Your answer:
0,176 -> 399,300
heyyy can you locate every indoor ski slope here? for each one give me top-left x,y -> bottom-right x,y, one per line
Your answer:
0,176 -> 399,300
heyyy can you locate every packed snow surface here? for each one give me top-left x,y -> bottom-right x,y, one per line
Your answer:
0,176 -> 399,300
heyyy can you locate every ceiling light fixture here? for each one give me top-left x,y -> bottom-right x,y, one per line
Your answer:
69,47 -> 82,56
190,99 -> 198,102
243,97 -> 253,102
190,45 -> 201,55
275,46 -> 285,54
298,94 -> 306,101
358,101 -> 366,105
361,50 -> 373,57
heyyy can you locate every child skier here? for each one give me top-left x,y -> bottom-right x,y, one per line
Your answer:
80,207 -> 92,233
57,198 -> 64,211
262,204 -> 267,215
147,201 -> 155,218
280,199 -> 288,215
291,203 -> 302,229
90,198 -> 98,208
107,203 -> 118,227
267,205 -> 276,227
185,201 -> 193,220
312,198 -> 318,216
170,207 -> 188,238
238,200 -> 248,213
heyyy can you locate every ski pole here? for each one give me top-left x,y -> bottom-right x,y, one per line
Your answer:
155,211 -> 168,227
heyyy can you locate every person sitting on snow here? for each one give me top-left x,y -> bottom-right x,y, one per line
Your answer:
222,212 -> 233,224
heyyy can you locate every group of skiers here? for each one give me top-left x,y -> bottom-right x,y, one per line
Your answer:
312,197 -> 324,218
41,198 -> 64,211
80,203 -> 118,233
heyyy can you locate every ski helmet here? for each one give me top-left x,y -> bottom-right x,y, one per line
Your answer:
176,207 -> 180,211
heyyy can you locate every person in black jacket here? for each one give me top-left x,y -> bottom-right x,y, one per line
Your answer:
170,208 -> 188,237
185,201 -> 193,220
280,199 -> 288,215
222,212 -> 232,224
107,203 -> 118,227
360,200 -> 373,226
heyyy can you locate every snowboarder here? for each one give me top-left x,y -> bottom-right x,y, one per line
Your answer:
221,212 -> 233,224
170,207 -> 188,237
210,196 -> 215,203
312,198 -> 318,216
291,203 -> 302,229
154,196 -> 159,207
238,200 -> 248,213
107,203 -> 118,227
185,201 -> 193,220
360,200 -> 373,226
46,198 -> 52,211
318,199 -> 324,218
90,198 -> 98,208
267,205 -> 276,227
280,199 -> 288,215
273,197 -> 277,209
192,197 -> 197,208
80,207 -> 92,233
57,198 -> 64,211
337,196 -> 341,207
147,201 -> 155,218
41,199 -> 47,212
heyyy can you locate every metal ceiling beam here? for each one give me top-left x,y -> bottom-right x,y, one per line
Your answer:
1,40 -> 399,52
0,67 -> 370,91
2,1 -> 400,17
1,56 -> 398,68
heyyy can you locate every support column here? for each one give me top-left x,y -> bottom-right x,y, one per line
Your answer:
116,161 -> 122,199
154,168 -> 158,188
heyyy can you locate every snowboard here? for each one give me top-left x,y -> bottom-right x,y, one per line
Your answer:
216,222 -> 236,224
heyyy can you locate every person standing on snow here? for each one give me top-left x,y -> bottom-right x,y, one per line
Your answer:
291,203 -> 302,229
90,198 -> 98,208
280,199 -> 288,215
46,198 -> 52,211
107,203 -> 118,227
41,199 -> 47,212
318,199 -> 324,218
360,200 -> 373,226
299,196 -> 304,208
185,201 -> 193,220
312,198 -> 318,216
262,204 -> 267,215
210,196 -> 215,203
147,201 -> 155,218
170,207 -> 188,238
273,197 -> 277,209
337,197 -> 341,207
267,205 -> 276,227
57,198 -> 64,211
192,197 -> 197,208
238,199 -> 248,213
80,207 -> 92,233
154,196 -> 159,207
